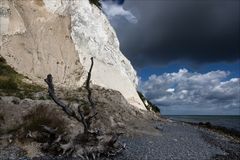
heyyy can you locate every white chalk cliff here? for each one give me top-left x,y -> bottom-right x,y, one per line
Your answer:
0,0 -> 145,110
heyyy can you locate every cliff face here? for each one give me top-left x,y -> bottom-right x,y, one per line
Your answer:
0,0 -> 145,110
0,0 -> 83,88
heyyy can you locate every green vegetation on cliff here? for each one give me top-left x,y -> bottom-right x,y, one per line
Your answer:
0,56 -> 44,99
138,91 -> 160,113
89,0 -> 102,8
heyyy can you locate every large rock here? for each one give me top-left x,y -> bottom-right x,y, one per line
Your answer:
0,0 -> 145,110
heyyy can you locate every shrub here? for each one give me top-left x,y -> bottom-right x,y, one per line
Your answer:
22,105 -> 66,136
89,0 -> 102,9
0,77 -> 18,90
0,56 -> 6,63
138,91 -> 160,113
0,56 -> 44,99
0,59 -> 17,76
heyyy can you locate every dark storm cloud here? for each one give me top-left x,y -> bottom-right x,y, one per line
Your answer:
106,0 -> 240,67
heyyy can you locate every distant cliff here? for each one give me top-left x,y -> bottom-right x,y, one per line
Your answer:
0,0 -> 145,110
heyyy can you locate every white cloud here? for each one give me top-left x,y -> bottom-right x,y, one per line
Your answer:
101,1 -> 138,24
139,69 -> 240,115
166,88 -> 175,93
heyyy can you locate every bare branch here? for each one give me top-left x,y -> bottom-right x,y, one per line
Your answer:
86,57 -> 95,110
86,112 -> 98,122
41,125 -> 57,134
107,133 -> 123,147
78,105 -> 88,132
44,74 -> 83,124
44,74 -> 75,116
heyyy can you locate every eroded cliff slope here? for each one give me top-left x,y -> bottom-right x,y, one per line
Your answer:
0,0 -> 145,110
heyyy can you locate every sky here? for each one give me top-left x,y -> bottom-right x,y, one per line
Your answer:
101,0 -> 240,115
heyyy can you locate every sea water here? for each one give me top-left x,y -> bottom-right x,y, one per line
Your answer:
165,115 -> 240,132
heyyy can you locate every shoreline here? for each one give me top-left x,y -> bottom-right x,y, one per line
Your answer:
162,115 -> 240,140
185,121 -> 240,140
162,118 -> 240,160
165,117 -> 240,140
115,118 -> 240,160
1,116 -> 239,159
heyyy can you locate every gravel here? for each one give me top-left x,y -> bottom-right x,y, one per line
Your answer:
1,121 -> 239,160
115,122 -> 230,160
201,129 -> 240,160
0,146 -> 29,160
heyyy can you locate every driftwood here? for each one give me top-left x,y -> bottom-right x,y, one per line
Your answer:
43,57 -> 125,158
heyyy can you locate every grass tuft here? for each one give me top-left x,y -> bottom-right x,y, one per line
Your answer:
0,56 -> 44,99
22,105 -> 66,135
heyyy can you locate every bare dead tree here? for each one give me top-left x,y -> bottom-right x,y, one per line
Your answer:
45,74 -> 89,132
43,57 -> 125,158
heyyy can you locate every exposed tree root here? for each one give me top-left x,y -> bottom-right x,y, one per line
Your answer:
42,57 -> 125,159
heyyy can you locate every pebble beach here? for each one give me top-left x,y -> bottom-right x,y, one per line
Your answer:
1,120 -> 239,160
